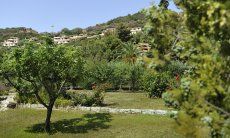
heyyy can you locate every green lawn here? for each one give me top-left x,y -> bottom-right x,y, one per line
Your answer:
0,109 -> 183,138
104,92 -> 172,110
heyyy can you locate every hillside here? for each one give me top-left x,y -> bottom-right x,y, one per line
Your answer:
85,12 -> 146,35
58,12 -> 146,36
0,27 -> 39,42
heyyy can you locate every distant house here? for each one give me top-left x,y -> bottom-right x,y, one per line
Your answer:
137,43 -> 151,54
70,34 -> 87,40
130,27 -> 142,35
2,37 -> 19,47
103,27 -> 116,34
53,36 -> 70,44
99,33 -> 105,37
87,35 -> 99,39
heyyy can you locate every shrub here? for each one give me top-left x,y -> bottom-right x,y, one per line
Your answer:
163,61 -> 190,77
15,93 -> 38,104
68,83 -> 108,106
142,72 -> 170,98
0,84 -> 9,96
67,90 -> 100,106
15,91 -> 71,106
68,90 -> 95,106
0,90 -> 8,96
129,64 -> 145,91
110,62 -> 131,90
54,98 -> 73,108
93,83 -> 110,105
162,91 -> 179,108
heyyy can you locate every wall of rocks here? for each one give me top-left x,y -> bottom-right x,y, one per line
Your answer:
17,103 -> 177,116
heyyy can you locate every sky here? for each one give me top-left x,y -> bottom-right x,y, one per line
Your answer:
0,0 -> 180,32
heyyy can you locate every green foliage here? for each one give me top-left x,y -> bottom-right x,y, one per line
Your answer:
145,5 -> 181,55
110,62 -> 131,90
59,28 -> 83,36
54,98 -> 73,108
157,0 -> 230,137
129,64 -> 145,91
117,24 -> 132,42
0,27 -> 39,42
15,93 -> 39,104
0,90 -> 8,96
67,90 -> 105,107
162,92 -> 179,108
142,72 -> 170,98
85,61 -> 113,85
0,39 -> 85,132
122,43 -> 139,64
161,61 -> 191,77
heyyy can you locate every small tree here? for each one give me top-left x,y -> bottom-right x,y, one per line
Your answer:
117,24 -> 132,42
0,40 -> 83,132
111,62 -> 131,90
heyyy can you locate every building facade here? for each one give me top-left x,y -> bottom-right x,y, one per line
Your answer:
53,36 -> 70,44
130,27 -> 142,35
2,37 -> 19,47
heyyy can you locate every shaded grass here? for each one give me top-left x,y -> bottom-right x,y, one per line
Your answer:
26,113 -> 112,134
0,109 -> 183,138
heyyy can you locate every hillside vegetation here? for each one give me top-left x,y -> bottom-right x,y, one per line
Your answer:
0,27 -> 39,42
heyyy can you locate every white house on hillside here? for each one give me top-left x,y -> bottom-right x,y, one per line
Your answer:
53,36 -> 70,44
2,37 -> 19,47
130,27 -> 142,35
70,34 -> 87,40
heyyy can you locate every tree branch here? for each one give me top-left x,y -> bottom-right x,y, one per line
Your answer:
57,79 -> 66,95
34,92 -> 48,108
3,73 -> 25,93
205,100 -> 230,117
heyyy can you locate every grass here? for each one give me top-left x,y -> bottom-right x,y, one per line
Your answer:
104,92 -> 172,110
0,109 -> 183,138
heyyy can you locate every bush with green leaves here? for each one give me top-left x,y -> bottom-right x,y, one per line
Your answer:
129,64 -> 145,91
15,93 -> 38,104
142,72 -> 170,98
0,83 -> 9,96
67,88 -> 106,107
163,61 -> 190,77
162,91 -> 179,108
84,61 -> 113,87
0,90 -> 8,96
110,62 -> 131,90
54,98 -> 73,108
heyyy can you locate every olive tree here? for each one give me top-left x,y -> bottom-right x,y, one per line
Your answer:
0,41 -> 83,132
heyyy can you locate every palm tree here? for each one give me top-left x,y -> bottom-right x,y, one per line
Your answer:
122,43 -> 139,65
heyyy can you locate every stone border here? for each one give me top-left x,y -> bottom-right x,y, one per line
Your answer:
17,104 -> 177,116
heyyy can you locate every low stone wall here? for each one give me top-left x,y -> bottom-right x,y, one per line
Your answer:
17,104 -> 177,116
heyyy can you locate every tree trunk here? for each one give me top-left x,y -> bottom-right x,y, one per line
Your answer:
45,102 -> 54,133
